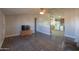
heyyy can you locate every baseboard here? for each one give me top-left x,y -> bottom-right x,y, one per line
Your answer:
5,34 -> 20,38
5,32 -> 35,38
74,38 -> 79,47
37,31 -> 50,35
64,34 -> 76,39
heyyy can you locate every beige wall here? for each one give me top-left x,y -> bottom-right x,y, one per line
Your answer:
63,9 -> 76,38
5,14 -> 50,37
5,14 -> 38,37
0,10 -> 5,48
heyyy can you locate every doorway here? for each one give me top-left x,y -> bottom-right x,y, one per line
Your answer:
50,16 -> 64,37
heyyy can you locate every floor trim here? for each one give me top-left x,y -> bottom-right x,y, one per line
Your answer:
5,34 -> 20,38
64,34 -> 75,39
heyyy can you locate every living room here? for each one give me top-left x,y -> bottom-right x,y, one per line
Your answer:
0,8 -> 79,51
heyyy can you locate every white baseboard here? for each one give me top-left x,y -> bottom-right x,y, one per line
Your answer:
37,31 -> 50,35
5,34 -> 20,38
5,32 -> 35,38
64,34 -> 78,44
64,34 -> 75,39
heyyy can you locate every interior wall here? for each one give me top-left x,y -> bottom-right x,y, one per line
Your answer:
37,14 -> 50,35
5,14 -> 38,37
5,13 -> 50,37
63,9 -> 76,38
0,10 -> 5,48
75,9 -> 79,43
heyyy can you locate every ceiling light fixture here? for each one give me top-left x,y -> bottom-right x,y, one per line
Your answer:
40,11 -> 44,15
40,8 -> 46,15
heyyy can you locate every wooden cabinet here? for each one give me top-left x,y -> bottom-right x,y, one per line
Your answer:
20,29 -> 32,36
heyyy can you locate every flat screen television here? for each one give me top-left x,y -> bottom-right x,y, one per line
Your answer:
21,25 -> 30,31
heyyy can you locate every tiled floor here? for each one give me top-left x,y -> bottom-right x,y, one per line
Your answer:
1,32 -> 78,51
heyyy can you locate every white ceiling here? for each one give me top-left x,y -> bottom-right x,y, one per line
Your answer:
1,8 -> 42,15
1,8 -> 68,15
1,8 -> 53,15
